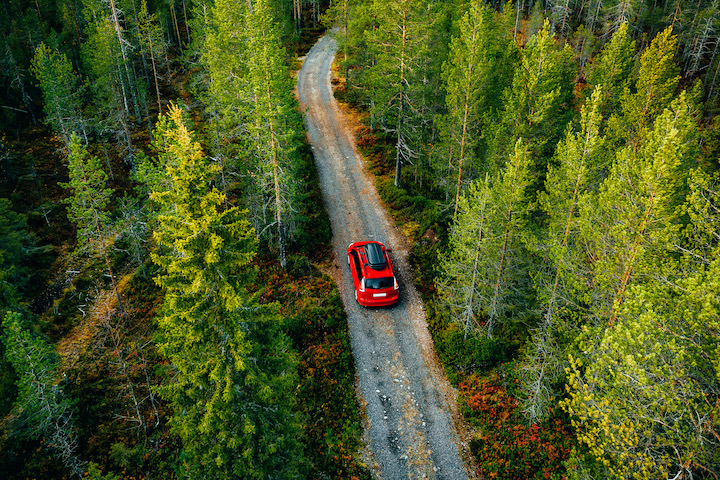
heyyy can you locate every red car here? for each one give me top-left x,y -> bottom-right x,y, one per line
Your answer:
347,241 -> 399,307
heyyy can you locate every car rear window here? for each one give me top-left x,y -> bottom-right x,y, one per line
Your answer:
365,277 -> 394,289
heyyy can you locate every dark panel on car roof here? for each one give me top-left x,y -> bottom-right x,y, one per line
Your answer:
364,242 -> 386,270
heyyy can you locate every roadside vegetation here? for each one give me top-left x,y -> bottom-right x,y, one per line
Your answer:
329,1 -> 720,478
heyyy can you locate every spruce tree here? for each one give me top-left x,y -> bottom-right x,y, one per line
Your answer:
150,105 -> 303,478
61,135 -> 124,313
606,26 -> 680,149
2,312 -> 84,478
364,0 -> 432,187
584,90 -> 698,326
520,87 -> 605,424
30,42 -> 87,146
244,0 -> 303,269
491,19 -> 575,178
440,139 -> 532,338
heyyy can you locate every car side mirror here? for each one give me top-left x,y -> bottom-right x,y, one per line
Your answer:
386,248 -> 392,252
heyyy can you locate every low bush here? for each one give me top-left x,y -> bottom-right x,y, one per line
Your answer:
459,373 -> 574,480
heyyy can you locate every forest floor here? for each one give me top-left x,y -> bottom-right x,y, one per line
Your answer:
297,34 -> 473,479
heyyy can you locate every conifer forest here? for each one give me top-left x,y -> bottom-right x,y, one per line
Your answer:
0,0 -> 719,478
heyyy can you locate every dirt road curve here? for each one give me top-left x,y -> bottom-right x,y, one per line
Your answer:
297,34 -> 471,480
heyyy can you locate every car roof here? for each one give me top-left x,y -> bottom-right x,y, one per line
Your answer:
349,241 -> 393,277
364,242 -> 386,270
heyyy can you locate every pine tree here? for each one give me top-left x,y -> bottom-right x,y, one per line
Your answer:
586,22 -> 635,119
364,0 -> 432,187
563,252 -> 720,479
81,18 -> 136,165
438,0 -> 515,217
61,135 -> 124,313
244,0 -> 303,269
440,139 -> 532,338
606,26 -> 681,149
491,19 -> 575,178
2,312 -> 84,478
520,87 -> 605,424
150,104 -> 303,478
438,174 -> 492,338
30,42 -> 87,146
584,90 -> 699,326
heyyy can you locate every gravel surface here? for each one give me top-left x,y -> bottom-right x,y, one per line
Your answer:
297,34 -> 472,480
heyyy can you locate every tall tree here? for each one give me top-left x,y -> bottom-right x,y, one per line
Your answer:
137,0 -> 166,113
364,0 -> 432,187
61,135 -> 124,313
438,0 -> 515,218
491,19 -> 575,179
81,18 -> 136,165
564,250 -> 720,479
440,139 -> 532,338
150,105 -> 303,478
586,21 -> 636,120
2,312 -> 84,478
606,26 -> 681,149
30,42 -> 87,146
520,87 -> 606,424
244,0 -> 303,269
584,90 -> 699,325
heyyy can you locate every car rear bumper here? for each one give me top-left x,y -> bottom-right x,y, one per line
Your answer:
357,291 -> 399,307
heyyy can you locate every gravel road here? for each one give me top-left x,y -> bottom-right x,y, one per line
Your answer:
297,34 -> 471,480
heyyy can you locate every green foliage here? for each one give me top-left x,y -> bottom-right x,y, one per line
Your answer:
439,139 -> 533,338
2,312 -> 84,478
586,22 -> 635,118
61,135 -> 123,311
149,105 -> 303,479
61,136 -> 113,252
363,0 -> 434,186
260,258 -> 370,479
0,198 -> 38,308
492,19 -> 575,172
86,462 -> 121,480
606,26 -> 681,148
437,0 -> 516,212
584,90 -> 699,323
30,42 -> 85,146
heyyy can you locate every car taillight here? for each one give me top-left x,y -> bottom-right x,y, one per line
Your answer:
394,277 -> 399,290
360,278 -> 365,292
